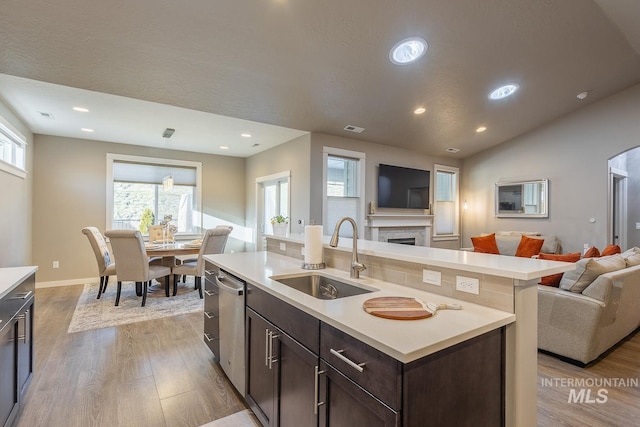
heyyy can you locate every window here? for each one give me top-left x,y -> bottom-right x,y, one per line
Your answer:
106,154 -> 202,237
323,147 -> 366,238
0,117 -> 27,178
434,165 -> 459,236
262,176 -> 289,235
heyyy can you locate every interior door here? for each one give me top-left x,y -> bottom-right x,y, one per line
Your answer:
608,166 -> 628,249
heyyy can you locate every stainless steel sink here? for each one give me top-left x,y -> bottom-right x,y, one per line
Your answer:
270,273 -> 376,300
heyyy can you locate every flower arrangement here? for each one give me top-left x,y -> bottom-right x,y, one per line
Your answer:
270,215 -> 289,225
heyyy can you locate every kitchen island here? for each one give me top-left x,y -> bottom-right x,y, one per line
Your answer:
1,266 -> 37,427
205,236 -> 574,427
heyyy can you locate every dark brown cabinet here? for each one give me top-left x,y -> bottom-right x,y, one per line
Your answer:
245,285 -> 321,427
0,271 -> 35,427
203,264 -> 220,360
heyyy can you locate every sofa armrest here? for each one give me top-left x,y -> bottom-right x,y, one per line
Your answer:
537,285 -> 605,363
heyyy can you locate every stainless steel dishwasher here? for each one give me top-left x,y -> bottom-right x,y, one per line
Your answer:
213,269 -> 246,396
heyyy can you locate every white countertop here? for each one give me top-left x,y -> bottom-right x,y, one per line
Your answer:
268,233 -> 575,280
204,251 -> 515,363
0,266 -> 38,299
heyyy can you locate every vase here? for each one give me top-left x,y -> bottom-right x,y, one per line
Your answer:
272,223 -> 288,236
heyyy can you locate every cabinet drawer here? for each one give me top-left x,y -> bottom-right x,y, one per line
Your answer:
320,322 -> 402,410
246,284 -> 320,353
0,274 -> 35,330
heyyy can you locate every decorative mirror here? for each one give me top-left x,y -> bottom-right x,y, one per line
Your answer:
495,179 -> 548,218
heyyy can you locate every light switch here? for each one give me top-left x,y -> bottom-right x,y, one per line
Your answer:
279,242 -> 286,251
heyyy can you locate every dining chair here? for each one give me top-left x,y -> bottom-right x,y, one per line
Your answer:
148,224 -> 173,243
171,226 -> 233,298
81,227 -> 117,299
105,229 -> 172,307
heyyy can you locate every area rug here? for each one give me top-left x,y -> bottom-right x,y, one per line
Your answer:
200,410 -> 259,427
67,279 -> 203,333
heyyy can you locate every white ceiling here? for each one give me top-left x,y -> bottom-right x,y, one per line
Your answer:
0,0 -> 639,158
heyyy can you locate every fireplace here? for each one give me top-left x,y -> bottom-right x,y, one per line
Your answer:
366,213 -> 434,247
388,237 -> 416,245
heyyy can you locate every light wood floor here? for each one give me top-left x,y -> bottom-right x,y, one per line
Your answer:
16,285 -> 246,427
15,285 -> 640,427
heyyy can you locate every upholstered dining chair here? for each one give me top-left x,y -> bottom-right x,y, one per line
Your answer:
105,230 -> 172,307
171,226 -> 233,298
148,224 -> 173,243
81,227 -> 117,299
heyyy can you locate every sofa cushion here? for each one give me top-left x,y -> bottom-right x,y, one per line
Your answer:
514,235 -> 545,258
583,247 -> 600,258
471,233 -> 500,254
622,251 -> 640,267
559,254 -> 626,293
601,244 -> 621,256
538,252 -> 581,287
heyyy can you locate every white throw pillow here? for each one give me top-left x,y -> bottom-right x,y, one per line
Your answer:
559,255 -> 626,293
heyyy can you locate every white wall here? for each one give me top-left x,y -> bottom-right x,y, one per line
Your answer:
462,83 -> 640,253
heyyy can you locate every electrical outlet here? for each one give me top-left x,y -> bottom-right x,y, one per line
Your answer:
279,242 -> 286,251
456,276 -> 479,294
422,269 -> 441,286
301,246 -> 305,256
636,222 -> 640,230
53,261 -> 60,269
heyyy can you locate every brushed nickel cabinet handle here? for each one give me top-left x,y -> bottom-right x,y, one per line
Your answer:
330,349 -> 365,373
314,365 -> 326,415
204,311 -> 216,319
203,333 -> 218,343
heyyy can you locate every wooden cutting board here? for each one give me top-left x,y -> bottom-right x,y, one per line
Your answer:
363,297 -> 432,320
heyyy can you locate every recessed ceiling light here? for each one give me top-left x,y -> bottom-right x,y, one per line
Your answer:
241,133 -> 252,138
446,147 -> 460,153
389,37 -> 428,65
73,107 -> 89,112
220,146 -> 229,150
414,107 -> 426,115
489,84 -> 519,100
81,128 -> 94,133
476,126 -> 487,133
576,91 -> 589,100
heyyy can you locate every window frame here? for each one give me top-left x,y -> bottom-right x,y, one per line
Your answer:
0,116 -> 27,179
106,153 -> 203,238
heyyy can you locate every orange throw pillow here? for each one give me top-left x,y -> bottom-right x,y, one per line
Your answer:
583,247 -> 600,258
471,233 -> 500,254
538,252 -> 581,287
601,244 -> 621,256
514,235 -> 544,258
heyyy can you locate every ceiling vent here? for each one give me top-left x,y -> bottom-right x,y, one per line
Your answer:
344,125 -> 365,133
446,147 -> 461,153
162,128 -> 175,138
38,111 -> 55,119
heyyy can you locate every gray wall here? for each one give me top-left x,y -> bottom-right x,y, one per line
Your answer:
462,83 -> 640,253
0,99 -> 33,267
309,133 -> 462,246
245,134 -> 311,250
33,135 -> 246,283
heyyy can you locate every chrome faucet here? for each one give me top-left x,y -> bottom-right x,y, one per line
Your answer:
329,217 -> 366,279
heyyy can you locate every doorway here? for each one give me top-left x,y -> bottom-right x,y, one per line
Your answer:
608,146 -> 640,250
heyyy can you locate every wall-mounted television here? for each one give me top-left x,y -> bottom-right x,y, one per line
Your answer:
377,164 -> 430,209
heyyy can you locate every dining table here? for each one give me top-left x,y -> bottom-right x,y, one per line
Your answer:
139,241 -> 202,296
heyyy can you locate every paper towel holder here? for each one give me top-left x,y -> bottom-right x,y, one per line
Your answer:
302,261 -> 326,270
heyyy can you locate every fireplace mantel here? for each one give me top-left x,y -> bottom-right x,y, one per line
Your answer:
366,213 -> 434,246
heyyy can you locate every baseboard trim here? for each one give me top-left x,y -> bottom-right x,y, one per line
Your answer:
36,277 -> 99,289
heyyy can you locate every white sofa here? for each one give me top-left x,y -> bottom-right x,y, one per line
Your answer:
465,231 -> 561,255
537,248 -> 640,364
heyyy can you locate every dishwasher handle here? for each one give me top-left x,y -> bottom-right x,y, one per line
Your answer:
214,273 -> 244,296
